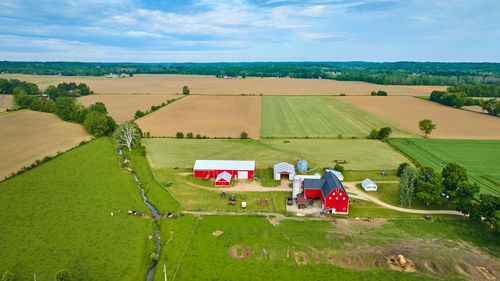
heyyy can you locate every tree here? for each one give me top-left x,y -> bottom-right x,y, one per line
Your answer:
13,94 -> 34,107
454,182 -> 480,218
240,131 -> 248,139
418,119 -> 436,137
441,162 -> 468,205
398,166 -> 416,207
176,132 -> 184,138
29,97 -> 43,111
186,132 -> 193,138
368,129 -> 379,139
83,111 -> 116,136
415,167 -> 444,206
114,121 -> 141,151
495,101 -> 500,116
55,270 -> 71,281
134,110 -> 146,119
88,102 -> 107,114
41,99 -> 57,113
195,134 -> 201,139
378,127 -> 392,139
397,162 -> 410,177
333,163 -> 344,173
182,86 -> 190,95
1,271 -> 15,281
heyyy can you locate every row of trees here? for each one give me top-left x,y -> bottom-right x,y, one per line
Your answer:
44,82 -> 93,99
1,269 -> 71,281
430,90 -> 500,116
0,78 -> 93,99
368,127 -> 392,139
174,131 -> 248,139
0,78 -> 39,95
447,84 -> 500,97
397,162 -> 499,233
370,90 -> 388,96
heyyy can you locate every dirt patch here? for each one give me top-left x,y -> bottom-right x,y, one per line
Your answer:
0,94 -> 13,111
340,96 -> 500,139
212,230 -> 224,237
294,251 -> 310,266
230,245 -> 250,259
327,253 -> 337,265
136,95 -> 261,138
476,266 -> 496,281
386,255 -> 416,272
262,248 -> 275,260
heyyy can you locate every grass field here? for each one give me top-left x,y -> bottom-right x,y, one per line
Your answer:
388,138 -> 500,196
261,96 -> 418,138
0,94 -> 13,111
152,215 -> 498,281
143,138 -> 409,170
136,95 -> 261,138
78,94 -> 180,123
0,74 -> 445,96
0,138 -> 155,281
340,96 -> 500,139
0,110 -> 91,179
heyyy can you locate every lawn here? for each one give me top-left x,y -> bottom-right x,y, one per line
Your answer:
144,138 -> 409,171
388,138 -> 500,196
153,215 -> 498,281
0,138 -> 155,281
260,96 -> 419,138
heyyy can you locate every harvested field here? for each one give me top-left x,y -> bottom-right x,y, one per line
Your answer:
0,74 -> 445,96
136,96 -> 261,138
0,110 -> 91,179
340,96 -> 500,139
78,94 -> 180,123
0,95 -> 13,111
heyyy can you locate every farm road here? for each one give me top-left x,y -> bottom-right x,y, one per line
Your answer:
343,182 -> 462,215
185,180 -> 292,192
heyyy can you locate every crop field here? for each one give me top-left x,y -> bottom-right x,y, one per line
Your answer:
0,110 -> 91,179
0,74 -> 445,96
340,96 -> 500,139
261,96 -> 419,138
136,96 -> 261,138
0,138 -> 154,281
0,94 -> 13,111
144,138 -> 408,170
78,94 -> 180,123
388,138 -> 500,196
152,215 -> 499,281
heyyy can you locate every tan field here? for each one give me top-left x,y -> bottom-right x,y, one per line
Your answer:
78,94 -> 180,123
136,96 -> 261,138
0,95 -> 13,112
0,110 -> 91,179
339,96 -> 500,139
0,74 -> 445,96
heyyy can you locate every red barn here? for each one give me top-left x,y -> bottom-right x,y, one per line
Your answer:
193,160 -> 255,180
215,171 -> 232,186
303,172 -> 349,214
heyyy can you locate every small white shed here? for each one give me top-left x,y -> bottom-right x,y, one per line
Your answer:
362,178 -> 378,191
274,162 -> 295,180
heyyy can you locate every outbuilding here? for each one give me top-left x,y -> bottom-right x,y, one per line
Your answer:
274,162 -> 295,180
325,169 -> 344,181
215,171 -> 232,186
193,160 -> 255,180
361,178 -> 378,191
303,172 -> 349,214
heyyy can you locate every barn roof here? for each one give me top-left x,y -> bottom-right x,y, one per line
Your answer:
216,171 -> 232,182
304,172 -> 348,199
194,160 -> 255,171
274,162 -> 295,175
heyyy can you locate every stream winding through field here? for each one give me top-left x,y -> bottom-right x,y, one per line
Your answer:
121,146 -> 162,281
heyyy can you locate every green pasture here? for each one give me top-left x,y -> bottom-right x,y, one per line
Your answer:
153,215 -> 498,281
260,96 -> 418,138
0,138 -> 155,281
388,138 -> 500,196
144,138 -> 408,171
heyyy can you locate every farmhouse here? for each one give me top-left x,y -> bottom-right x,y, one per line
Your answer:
273,162 -> 295,180
362,178 -> 378,191
215,171 -> 232,186
193,160 -> 255,180
303,172 -> 349,214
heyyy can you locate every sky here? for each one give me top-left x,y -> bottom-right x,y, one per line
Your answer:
0,0 -> 499,62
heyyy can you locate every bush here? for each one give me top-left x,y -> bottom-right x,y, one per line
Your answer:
55,270 -> 71,281
134,110 -> 145,119
368,129 -> 379,139
83,111 -> 117,136
195,134 -> 201,139
397,162 -> 410,177
378,127 -> 392,139
182,86 -> 190,95
186,132 -> 193,138
333,163 -> 344,173
240,131 -> 248,139
1,271 -> 15,281
176,132 -> 184,138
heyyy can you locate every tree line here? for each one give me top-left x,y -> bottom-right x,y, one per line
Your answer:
430,85 -> 500,116
397,162 -> 499,233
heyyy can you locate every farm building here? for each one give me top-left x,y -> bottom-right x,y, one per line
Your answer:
292,173 -> 321,199
303,172 -> 349,214
193,160 -> 255,180
215,171 -> 232,186
297,160 -> 308,173
274,162 -> 295,180
362,178 -> 378,191
325,169 -> 344,181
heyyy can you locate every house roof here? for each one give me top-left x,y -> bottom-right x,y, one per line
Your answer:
304,172 -> 349,199
274,162 -> 295,175
362,178 -> 377,188
216,171 -> 232,182
194,160 -> 255,171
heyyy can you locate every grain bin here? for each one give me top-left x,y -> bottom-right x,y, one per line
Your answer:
297,160 -> 307,173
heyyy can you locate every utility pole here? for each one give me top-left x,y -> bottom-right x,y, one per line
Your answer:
163,264 -> 167,281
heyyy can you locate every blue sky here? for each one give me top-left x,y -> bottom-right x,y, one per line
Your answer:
0,0 -> 499,62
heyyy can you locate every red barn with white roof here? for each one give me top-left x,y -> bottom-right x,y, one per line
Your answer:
193,160 -> 255,180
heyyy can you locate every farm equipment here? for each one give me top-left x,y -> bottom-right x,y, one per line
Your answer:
381,169 -> 387,176
241,202 -> 247,209
287,197 -> 293,206
227,194 -> 236,205
258,199 -> 268,206
221,190 -> 226,198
